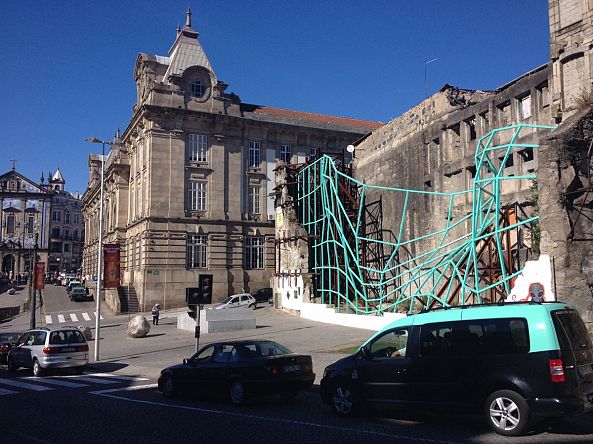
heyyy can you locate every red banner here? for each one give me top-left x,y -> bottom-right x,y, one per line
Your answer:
103,244 -> 121,288
35,262 -> 45,290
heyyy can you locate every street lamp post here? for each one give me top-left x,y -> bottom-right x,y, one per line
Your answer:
30,233 -> 39,329
84,137 -> 112,362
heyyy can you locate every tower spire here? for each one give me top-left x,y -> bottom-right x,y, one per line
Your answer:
185,4 -> 192,29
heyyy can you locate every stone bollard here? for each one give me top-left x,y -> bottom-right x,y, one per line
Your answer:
7,288 -> 15,295
127,315 -> 151,338
77,325 -> 93,341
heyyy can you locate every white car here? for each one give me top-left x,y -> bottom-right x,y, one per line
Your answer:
214,293 -> 257,310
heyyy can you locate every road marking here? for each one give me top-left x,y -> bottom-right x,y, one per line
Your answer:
0,378 -> 54,391
86,373 -> 149,382
91,383 -> 158,394
57,314 -> 65,323
70,313 -> 79,322
45,315 -> 53,324
59,376 -> 121,385
22,377 -> 89,388
94,311 -> 104,320
0,387 -> 18,396
82,312 -> 91,321
90,386 -> 458,443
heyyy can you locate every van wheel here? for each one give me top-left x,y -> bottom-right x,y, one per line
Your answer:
161,374 -> 176,399
32,359 -> 44,377
485,390 -> 530,436
331,381 -> 357,417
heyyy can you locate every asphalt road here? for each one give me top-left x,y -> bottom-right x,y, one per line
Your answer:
2,285 -> 593,443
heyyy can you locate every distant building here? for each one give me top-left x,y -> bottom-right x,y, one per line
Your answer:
46,170 -> 85,273
0,166 -> 51,277
82,8 -> 381,312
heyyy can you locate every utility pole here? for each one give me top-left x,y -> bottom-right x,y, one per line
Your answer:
30,233 -> 38,329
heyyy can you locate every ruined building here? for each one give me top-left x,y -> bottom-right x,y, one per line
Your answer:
275,0 -> 593,324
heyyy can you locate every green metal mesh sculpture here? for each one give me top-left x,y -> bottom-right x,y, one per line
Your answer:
297,124 -> 555,314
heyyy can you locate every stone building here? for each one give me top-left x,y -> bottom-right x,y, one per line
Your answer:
0,166 -> 51,278
82,9 -> 380,313
46,170 -> 85,273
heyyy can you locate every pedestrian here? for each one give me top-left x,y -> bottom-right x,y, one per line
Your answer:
151,303 -> 161,325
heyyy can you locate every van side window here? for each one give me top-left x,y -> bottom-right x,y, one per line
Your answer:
464,318 -> 529,355
419,322 -> 461,356
369,328 -> 409,359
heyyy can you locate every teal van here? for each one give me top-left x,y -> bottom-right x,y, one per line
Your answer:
320,302 -> 593,436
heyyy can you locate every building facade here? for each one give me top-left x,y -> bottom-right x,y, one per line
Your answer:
82,9 -> 380,312
46,170 -> 85,273
0,167 -> 51,278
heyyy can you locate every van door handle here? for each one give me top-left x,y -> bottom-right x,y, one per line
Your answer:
565,365 -> 575,369
395,368 -> 407,373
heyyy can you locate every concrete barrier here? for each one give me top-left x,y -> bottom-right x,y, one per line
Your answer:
177,307 -> 256,333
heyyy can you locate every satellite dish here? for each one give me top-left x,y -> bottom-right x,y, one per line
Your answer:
346,145 -> 355,153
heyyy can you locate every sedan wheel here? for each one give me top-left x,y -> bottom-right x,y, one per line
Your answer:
32,359 -> 44,377
161,374 -> 177,399
331,382 -> 356,417
230,381 -> 248,406
485,390 -> 530,436
249,304 -> 256,310
7,356 -> 18,372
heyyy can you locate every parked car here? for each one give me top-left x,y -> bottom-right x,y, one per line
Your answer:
7,326 -> 89,376
0,332 -> 21,364
158,340 -> 315,404
215,293 -> 257,310
320,301 -> 593,437
253,287 -> 273,304
66,279 -> 82,294
70,286 -> 92,302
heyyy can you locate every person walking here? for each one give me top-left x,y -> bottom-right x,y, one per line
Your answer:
151,303 -> 161,325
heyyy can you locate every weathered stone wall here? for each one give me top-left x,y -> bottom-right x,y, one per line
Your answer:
538,107 -> 593,321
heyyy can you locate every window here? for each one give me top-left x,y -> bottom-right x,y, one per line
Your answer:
249,141 -> 260,167
191,80 -> 203,97
310,147 -> 318,160
245,236 -> 264,269
189,181 -> 207,211
187,234 -> 207,268
74,229 -> 78,240
368,328 -> 409,358
26,215 -> 34,234
189,134 -> 208,162
6,214 -> 15,234
280,145 -> 292,163
419,322 -> 459,356
248,187 -> 260,214
63,243 -> 70,253
466,118 -> 476,141
518,95 -> 532,120
463,318 -> 530,355
65,229 -> 70,239
74,214 -> 79,224
51,228 -> 61,238
65,210 -> 71,224
52,210 -> 61,222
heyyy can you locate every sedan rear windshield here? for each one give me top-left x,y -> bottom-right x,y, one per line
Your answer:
49,330 -> 86,345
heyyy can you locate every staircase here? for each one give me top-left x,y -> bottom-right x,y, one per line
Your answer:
118,285 -> 139,314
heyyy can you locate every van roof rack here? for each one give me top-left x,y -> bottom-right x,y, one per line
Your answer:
419,300 -> 564,314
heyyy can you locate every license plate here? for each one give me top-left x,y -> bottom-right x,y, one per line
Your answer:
61,347 -> 76,352
283,364 -> 301,372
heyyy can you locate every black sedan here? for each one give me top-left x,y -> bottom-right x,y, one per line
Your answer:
0,332 -> 21,364
158,340 -> 315,405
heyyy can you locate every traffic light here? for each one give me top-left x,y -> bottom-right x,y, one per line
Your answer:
187,309 -> 197,319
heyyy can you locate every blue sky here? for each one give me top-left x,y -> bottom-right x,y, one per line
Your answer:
0,0 -> 550,194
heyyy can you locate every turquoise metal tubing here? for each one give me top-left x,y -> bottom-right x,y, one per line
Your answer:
293,124 -> 555,315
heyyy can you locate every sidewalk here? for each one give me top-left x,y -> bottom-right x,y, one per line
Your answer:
86,306 -> 375,383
